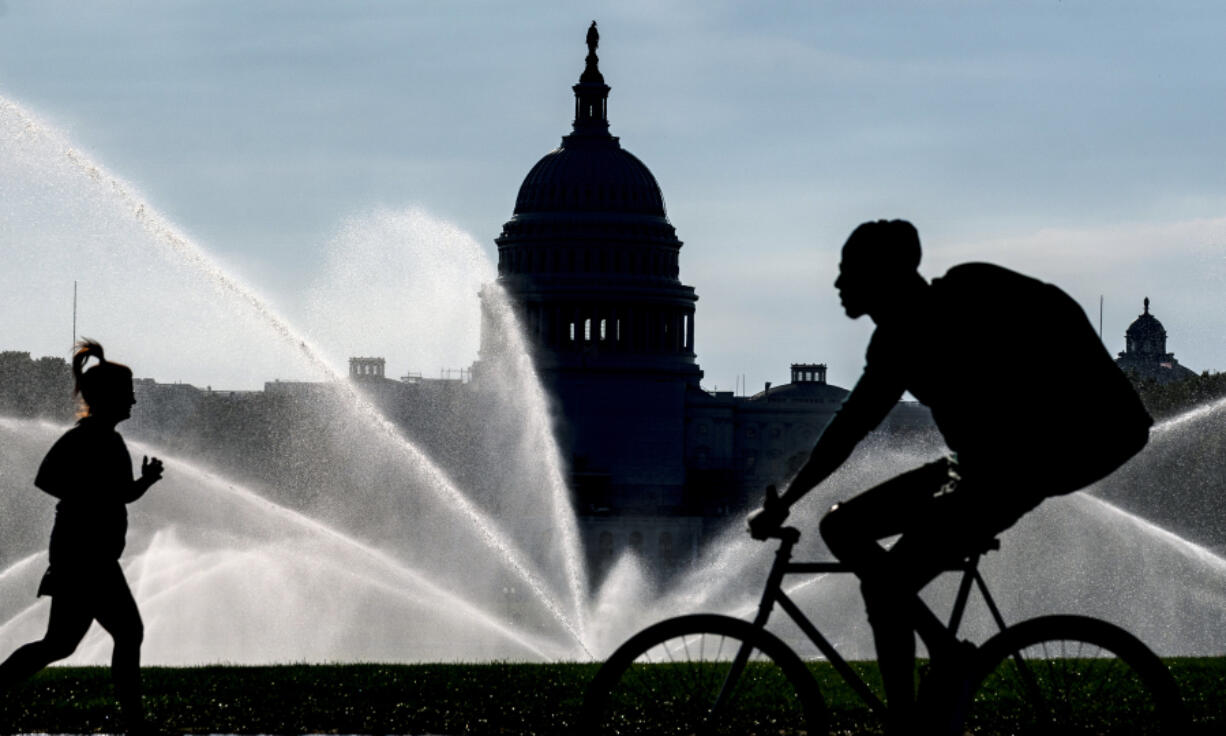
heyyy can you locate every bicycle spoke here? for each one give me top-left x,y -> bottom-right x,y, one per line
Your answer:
966,617 -> 1182,735
682,636 -> 715,725
583,615 -> 822,735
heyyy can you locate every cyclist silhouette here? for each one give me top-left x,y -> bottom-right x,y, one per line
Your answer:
749,220 -> 1152,735
0,340 -> 164,735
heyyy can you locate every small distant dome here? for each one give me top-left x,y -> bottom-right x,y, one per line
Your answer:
1116,296 -> 1196,384
1124,297 -> 1167,357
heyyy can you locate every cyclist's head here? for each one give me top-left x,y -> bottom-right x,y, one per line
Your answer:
835,219 -> 923,320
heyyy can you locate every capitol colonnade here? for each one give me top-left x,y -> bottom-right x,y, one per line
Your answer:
513,301 -> 695,357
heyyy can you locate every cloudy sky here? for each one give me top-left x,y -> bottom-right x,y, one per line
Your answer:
2,1 -> 1224,392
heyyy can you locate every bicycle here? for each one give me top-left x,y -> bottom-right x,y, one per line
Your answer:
581,525 -> 1186,735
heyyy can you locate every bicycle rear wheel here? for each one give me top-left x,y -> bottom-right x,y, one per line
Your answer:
964,615 -> 1186,735
581,613 -> 825,735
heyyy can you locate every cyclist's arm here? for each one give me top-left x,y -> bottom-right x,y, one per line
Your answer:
778,353 -> 905,510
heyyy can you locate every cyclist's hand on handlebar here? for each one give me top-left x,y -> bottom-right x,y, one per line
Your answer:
748,485 -> 789,540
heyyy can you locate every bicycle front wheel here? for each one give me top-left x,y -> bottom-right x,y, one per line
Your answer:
964,614 -> 1186,735
581,613 -> 825,735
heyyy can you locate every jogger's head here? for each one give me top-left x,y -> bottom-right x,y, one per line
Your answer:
73,339 -> 135,421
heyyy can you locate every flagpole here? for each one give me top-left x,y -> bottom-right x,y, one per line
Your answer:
1098,295 -> 1103,342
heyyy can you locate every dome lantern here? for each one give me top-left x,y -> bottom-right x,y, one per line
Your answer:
570,21 -> 611,138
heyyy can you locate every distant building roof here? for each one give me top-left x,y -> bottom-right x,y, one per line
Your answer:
748,363 -> 849,403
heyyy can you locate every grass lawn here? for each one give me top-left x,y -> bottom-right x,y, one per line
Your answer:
0,659 -> 1220,734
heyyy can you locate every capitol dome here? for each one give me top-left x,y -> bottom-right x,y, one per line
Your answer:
494,22 -> 687,282
506,21 -> 669,221
513,144 -> 666,217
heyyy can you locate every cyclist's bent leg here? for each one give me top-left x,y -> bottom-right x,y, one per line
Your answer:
820,459 -> 1045,735
819,459 -> 954,733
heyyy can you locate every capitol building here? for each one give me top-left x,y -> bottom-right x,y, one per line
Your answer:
469,26 -> 860,578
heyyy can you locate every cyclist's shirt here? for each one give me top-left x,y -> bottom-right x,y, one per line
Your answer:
828,263 -> 1151,494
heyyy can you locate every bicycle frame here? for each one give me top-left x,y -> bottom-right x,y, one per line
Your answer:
714,527 -> 1012,719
